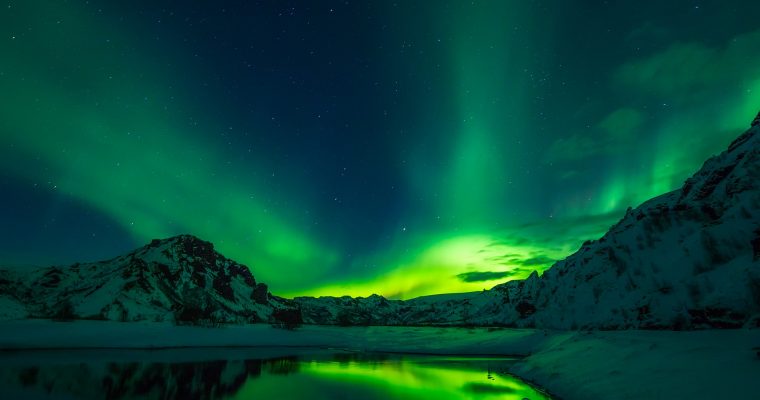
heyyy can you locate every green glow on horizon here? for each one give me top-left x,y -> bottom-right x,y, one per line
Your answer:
287,235 -> 552,299
2,1 -> 759,299
298,2 -> 563,300
285,222 -> 607,300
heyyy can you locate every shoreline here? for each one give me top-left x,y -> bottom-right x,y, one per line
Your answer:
0,320 -> 551,355
0,320 -> 758,399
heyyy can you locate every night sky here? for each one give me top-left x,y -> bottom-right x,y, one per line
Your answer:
2,1 -> 759,299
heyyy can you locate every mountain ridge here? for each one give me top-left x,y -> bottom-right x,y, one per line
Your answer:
2,112 -> 759,329
293,111 -> 760,329
0,234 -> 300,325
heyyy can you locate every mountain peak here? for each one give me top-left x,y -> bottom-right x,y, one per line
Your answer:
496,111 -> 760,329
0,234 -> 299,324
148,234 -> 213,249
141,234 -> 219,267
676,112 -> 759,206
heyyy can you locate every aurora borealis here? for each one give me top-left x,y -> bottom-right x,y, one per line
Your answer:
1,1 -> 759,299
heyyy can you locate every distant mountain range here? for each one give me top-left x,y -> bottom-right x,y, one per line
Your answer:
2,113 -> 759,329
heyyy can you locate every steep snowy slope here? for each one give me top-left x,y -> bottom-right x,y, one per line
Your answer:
2,114 -> 758,330
0,235 -> 299,324
297,113 -> 760,329
491,113 -> 760,329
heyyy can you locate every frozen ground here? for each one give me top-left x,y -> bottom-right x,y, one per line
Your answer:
0,320 -> 757,399
512,329 -> 760,400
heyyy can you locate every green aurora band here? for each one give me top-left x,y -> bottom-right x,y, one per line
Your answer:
2,1 -> 759,298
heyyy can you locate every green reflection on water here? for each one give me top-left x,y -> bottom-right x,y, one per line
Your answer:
0,351 -> 550,399
232,354 -> 550,400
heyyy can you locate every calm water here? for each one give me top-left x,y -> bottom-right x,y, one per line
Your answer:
0,349 -> 551,399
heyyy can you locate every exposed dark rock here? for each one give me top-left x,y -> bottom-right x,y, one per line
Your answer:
178,235 -> 217,266
52,300 -> 76,321
515,301 -> 536,318
40,268 -> 62,288
230,264 -> 256,287
700,204 -> 720,220
688,308 -> 745,329
694,164 -> 737,200
212,272 -> 234,302
637,305 -> 651,322
252,283 -> 269,304
155,263 -> 173,281
271,308 -> 303,330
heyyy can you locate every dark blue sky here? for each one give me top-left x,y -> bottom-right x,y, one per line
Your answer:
1,0 -> 759,297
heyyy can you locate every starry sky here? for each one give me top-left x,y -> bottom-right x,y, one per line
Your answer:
1,1 -> 759,299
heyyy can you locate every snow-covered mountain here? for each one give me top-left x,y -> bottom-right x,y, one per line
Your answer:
0,235 -> 300,325
493,113 -> 760,329
2,113 -> 759,330
296,112 -> 760,329
293,292 -> 506,326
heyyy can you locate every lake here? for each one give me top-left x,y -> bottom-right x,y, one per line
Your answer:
0,348 -> 551,399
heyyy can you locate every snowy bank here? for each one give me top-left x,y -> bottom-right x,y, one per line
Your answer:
510,329 -> 760,399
